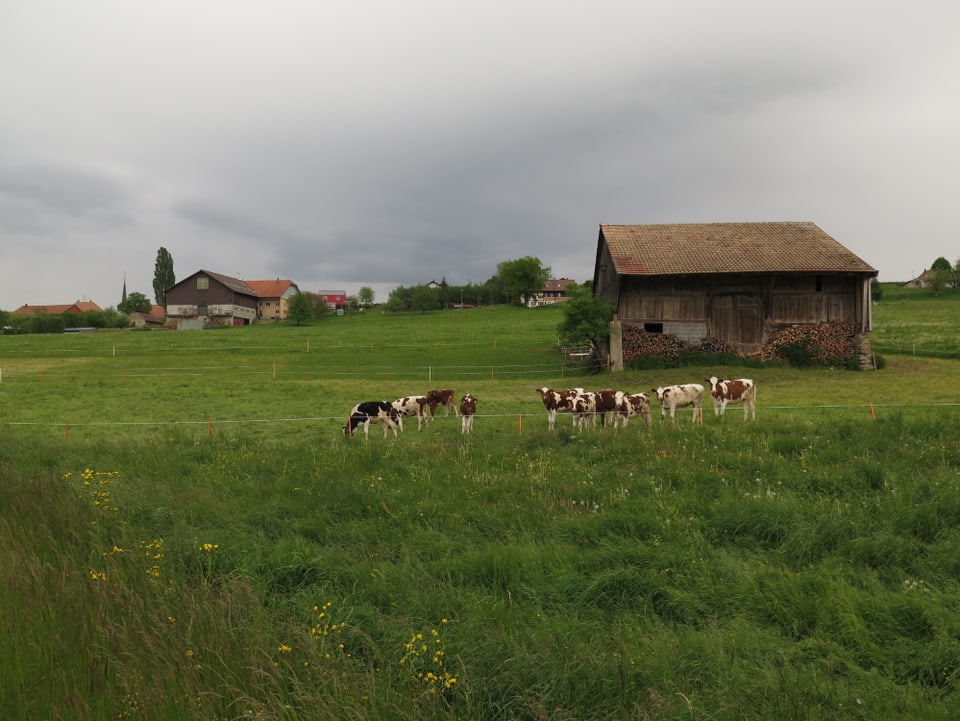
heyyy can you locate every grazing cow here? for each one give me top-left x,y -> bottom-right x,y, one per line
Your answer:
459,393 -> 477,433
614,392 -> 652,428
652,384 -> 705,425
706,376 -> 757,420
536,387 -> 583,430
343,401 -> 399,438
426,389 -> 459,418
391,395 -> 429,431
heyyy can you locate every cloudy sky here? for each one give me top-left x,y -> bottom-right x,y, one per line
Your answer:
2,1 -> 958,310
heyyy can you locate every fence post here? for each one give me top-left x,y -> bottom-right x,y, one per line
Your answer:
207,419 -> 213,437
869,403 -> 877,420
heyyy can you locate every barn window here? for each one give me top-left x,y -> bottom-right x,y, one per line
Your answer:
197,277 -> 209,290
644,322 -> 664,333
815,275 -> 822,292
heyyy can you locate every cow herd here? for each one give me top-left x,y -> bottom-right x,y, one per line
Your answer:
538,376 -> 756,430
343,389 -> 477,438
343,377 -> 756,439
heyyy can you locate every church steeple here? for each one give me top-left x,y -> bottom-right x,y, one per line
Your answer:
121,274 -> 127,305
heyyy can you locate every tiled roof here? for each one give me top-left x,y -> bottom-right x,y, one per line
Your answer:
544,278 -> 576,292
600,222 -> 877,276
245,279 -> 298,298
13,303 -> 81,314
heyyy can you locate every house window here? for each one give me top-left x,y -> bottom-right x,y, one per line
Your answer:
644,323 -> 664,333
197,277 -> 209,290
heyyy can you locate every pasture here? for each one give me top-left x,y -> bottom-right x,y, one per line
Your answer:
2,297 -> 960,720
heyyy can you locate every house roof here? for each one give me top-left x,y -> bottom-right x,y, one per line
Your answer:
14,303 -> 81,315
599,222 -> 877,276
544,278 -> 575,292
245,279 -> 299,298
13,300 -> 104,315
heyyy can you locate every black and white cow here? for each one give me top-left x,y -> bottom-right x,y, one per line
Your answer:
343,401 -> 399,438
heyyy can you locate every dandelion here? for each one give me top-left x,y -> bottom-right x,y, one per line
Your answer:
199,543 -> 220,553
277,644 -> 293,654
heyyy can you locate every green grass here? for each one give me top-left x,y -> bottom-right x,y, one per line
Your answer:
872,283 -> 960,358
2,299 -> 960,720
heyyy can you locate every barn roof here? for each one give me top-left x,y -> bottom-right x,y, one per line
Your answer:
599,222 -> 877,276
200,270 -> 258,296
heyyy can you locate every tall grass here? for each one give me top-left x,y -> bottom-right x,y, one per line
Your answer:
3,300 -> 960,720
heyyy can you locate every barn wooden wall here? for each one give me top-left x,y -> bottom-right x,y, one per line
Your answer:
614,273 -> 867,353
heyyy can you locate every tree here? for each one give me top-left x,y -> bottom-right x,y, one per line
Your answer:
930,256 -> 952,272
496,257 -> 551,306
557,284 -> 615,347
118,291 -> 152,314
286,292 -> 313,325
358,286 -> 375,308
928,263 -> 952,295
411,285 -> 441,313
153,247 -> 175,305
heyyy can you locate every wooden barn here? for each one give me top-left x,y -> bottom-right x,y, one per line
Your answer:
593,222 -> 878,369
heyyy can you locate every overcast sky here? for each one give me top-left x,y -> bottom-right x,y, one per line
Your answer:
2,1 -> 958,310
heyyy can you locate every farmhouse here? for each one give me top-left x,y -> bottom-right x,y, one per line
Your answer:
593,222 -> 878,370
245,279 -> 300,321
527,278 -> 576,308
165,270 -> 259,329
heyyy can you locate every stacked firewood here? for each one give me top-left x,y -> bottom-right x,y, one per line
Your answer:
622,321 -> 857,363
621,325 -> 686,363
748,322 -> 857,362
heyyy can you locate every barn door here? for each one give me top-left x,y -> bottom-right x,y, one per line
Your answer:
710,294 -> 763,351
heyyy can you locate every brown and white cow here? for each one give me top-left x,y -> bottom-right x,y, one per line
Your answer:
571,390 -> 599,430
535,387 -> 583,430
426,389 -> 459,418
593,389 -> 619,428
459,393 -> 477,433
706,376 -> 757,420
652,383 -> 704,425
343,401 -> 399,438
391,395 -> 430,431
614,391 -> 652,428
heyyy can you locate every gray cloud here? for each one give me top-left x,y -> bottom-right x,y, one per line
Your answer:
2,0 -> 959,309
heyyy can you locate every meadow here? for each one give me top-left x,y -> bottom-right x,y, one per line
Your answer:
2,291 -> 960,720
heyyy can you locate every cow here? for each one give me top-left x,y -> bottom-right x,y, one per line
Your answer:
343,401 -> 399,438
652,384 -> 705,425
593,389 -> 619,428
536,387 -> 583,430
426,389 -> 459,418
391,395 -> 430,431
614,391 -> 652,428
706,376 -> 757,420
459,393 -> 477,433
571,390 -> 599,430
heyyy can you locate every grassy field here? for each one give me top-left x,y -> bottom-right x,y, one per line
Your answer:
2,298 -> 960,720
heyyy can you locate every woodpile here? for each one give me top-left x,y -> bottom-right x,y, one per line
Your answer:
622,325 -> 686,363
622,321 -> 858,364
748,322 -> 857,362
